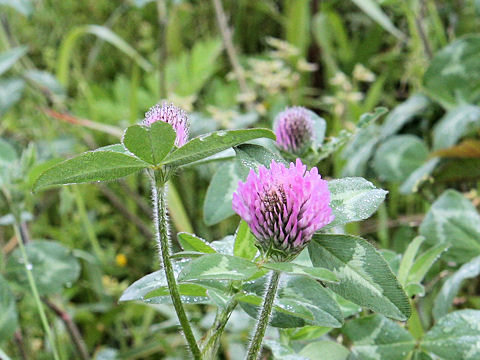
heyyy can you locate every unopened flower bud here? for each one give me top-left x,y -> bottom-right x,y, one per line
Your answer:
144,102 -> 189,147
274,106 -> 314,155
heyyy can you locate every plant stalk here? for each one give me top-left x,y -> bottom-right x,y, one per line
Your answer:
44,298 -> 90,360
246,270 -> 281,360
13,223 -> 61,360
1,187 -> 60,360
201,298 -> 238,359
150,170 -> 201,359
211,0 -> 254,111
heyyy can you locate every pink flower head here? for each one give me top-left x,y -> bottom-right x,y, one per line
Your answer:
274,106 -> 314,154
232,159 -> 334,261
144,102 -> 189,147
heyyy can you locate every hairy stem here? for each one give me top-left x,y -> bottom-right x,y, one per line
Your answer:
246,271 -> 281,360
150,171 -> 201,359
201,298 -> 238,359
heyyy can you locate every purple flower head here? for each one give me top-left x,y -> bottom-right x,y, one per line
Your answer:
274,106 -> 314,154
144,102 -> 189,147
232,159 -> 334,261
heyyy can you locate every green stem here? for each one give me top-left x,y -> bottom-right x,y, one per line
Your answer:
408,300 -> 424,339
150,171 -> 201,359
246,271 -> 281,360
1,187 -> 60,360
72,186 -> 104,261
201,298 -> 238,359
13,223 -> 61,360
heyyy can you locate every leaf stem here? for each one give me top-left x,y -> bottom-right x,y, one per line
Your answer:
201,298 -> 238,359
246,270 -> 281,360
1,187 -> 60,360
43,298 -> 90,360
13,223 -> 61,360
72,186 -> 104,261
150,170 -> 201,359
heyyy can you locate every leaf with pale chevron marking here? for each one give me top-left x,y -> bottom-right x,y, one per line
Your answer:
309,234 -> 411,321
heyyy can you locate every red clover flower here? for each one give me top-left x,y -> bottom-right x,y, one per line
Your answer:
232,159 -> 334,261
144,102 -> 189,147
274,106 -> 314,155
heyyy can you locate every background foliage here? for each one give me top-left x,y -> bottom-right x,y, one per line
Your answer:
1,0 -> 480,359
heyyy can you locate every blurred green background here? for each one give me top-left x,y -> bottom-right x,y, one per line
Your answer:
1,0 -> 480,359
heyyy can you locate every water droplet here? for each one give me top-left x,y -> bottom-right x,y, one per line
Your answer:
26,263 -> 33,270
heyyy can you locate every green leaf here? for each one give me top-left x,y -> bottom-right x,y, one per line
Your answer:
204,144 -> 286,225
309,234 -> 411,321
422,310 -> 480,359
120,264 -> 183,302
408,243 -> 449,284
287,326 -> 331,341
341,125 -> 380,177
344,314 -> 415,360
433,256 -> 480,320
178,254 -> 258,281
398,236 -> 425,286
167,38 -> 223,96
57,25 -> 153,88
0,275 -> 18,342
0,78 -> 25,115
0,0 -> 32,15
0,348 -> 12,360
122,121 -> 176,165
95,144 -> 131,154
33,151 -> 149,191
263,339 -> 309,360
399,158 -> 441,194
380,94 -> 431,138
374,135 -> 429,183
143,283 -> 210,304
299,341 -> 349,360
432,105 -> 480,151
357,107 -> 389,128
424,35 -> 480,107
261,262 -> 338,283
240,274 -> 343,328
285,0 -> 310,55
234,220 -> 257,260
310,111 -> 327,147
350,0 -> 405,40
203,161 -> 242,225
419,189 -> 480,262
234,143 -> 287,171
177,233 -> 216,254
0,138 -> 17,166
326,177 -> 387,228
162,129 -> 276,167
6,240 -> 80,295
24,70 -> 65,98
405,283 -> 425,298
0,47 -> 27,76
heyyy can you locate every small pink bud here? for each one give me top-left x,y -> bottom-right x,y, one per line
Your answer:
144,102 -> 189,147
274,107 -> 314,155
